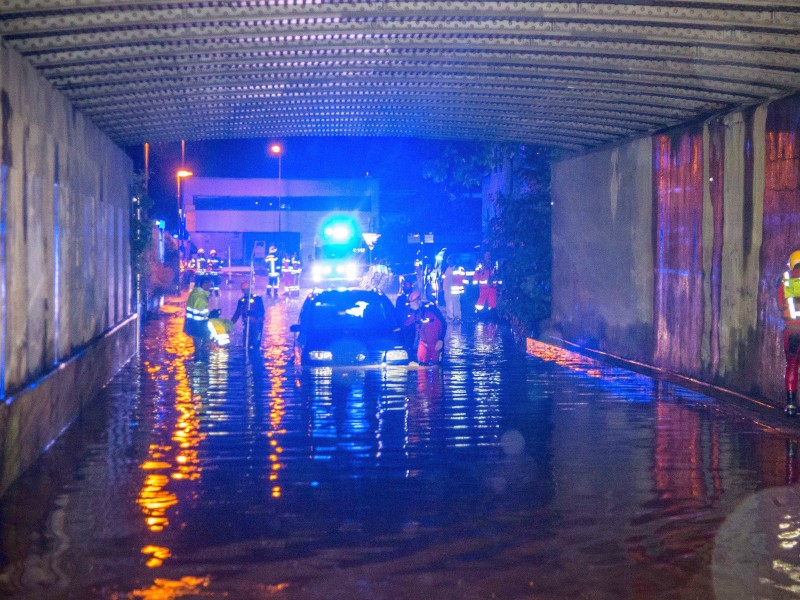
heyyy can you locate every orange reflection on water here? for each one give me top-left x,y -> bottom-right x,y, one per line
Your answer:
130,575 -> 211,599
137,471 -> 177,532
141,545 -> 172,568
136,314 -> 207,566
264,303 -> 289,499
526,338 -> 603,378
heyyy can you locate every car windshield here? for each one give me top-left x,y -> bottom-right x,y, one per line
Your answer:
301,292 -> 394,331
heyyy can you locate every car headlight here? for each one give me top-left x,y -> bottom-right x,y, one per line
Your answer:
309,350 -> 333,361
385,349 -> 408,362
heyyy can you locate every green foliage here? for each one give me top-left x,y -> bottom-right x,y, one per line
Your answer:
421,141 -> 552,336
130,171 -> 154,281
487,146 -> 552,336
422,142 -> 505,200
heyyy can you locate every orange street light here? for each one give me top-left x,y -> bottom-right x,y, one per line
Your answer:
268,143 -> 283,232
176,169 -> 193,259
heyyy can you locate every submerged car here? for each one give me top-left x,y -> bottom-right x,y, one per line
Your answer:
291,289 -> 409,366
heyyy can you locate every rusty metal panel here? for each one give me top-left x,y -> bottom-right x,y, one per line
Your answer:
706,118 -> 725,377
756,96 -> 800,400
653,127 -> 705,376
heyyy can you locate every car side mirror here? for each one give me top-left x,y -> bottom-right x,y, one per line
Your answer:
290,324 -> 301,333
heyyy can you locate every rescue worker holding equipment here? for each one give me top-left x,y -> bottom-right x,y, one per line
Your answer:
779,249 -> 800,417
184,275 -> 212,361
232,280 -> 265,350
406,291 -> 446,366
395,278 -> 417,353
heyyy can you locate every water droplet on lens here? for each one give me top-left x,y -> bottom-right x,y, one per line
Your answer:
500,430 -> 525,456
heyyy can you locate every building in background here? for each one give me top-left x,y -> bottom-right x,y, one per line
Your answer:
181,177 -> 379,264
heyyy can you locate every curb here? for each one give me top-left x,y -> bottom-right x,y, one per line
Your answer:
528,336 -> 800,436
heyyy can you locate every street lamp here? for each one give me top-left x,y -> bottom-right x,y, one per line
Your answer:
269,142 -> 283,233
176,169 -> 193,261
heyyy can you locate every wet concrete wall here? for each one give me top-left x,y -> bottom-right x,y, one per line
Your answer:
0,44 -> 135,493
551,136 -> 654,361
551,94 -> 800,404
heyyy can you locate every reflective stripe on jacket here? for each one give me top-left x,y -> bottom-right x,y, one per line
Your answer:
184,287 -> 210,337
781,270 -> 800,325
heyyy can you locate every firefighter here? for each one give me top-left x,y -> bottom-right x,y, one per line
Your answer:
265,245 -> 280,298
281,253 -> 293,296
406,291 -> 446,366
442,256 -> 465,322
474,252 -> 498,317
184,252 -> 198,286
184,275 -> 212,361
779,249 -> 800,417
395,278 -> 417,353
196,248 -> 207,273
289,252 -> 302,296
232,280 -> 265,350
207,248 -> 222,296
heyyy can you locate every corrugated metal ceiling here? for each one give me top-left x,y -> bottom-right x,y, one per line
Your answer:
2,1 -> 799,151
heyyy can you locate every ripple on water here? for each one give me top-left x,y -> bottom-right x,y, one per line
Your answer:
0,286 -> 798,599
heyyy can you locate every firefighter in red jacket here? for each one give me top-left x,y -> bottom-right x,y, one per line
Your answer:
474,251 -> 498,315
779,249 -> 800,417
406,291 -> 446,365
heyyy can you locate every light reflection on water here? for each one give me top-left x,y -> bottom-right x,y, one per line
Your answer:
0,285 -> 800,599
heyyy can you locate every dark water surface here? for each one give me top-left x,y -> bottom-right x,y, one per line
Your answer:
2,282 -> 800,599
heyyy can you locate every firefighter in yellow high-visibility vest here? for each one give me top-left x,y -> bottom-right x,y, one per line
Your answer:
779,250 -> 800,417
184,275 -> 212,361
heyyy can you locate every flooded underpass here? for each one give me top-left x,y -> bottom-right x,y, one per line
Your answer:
2,278 -> 800,600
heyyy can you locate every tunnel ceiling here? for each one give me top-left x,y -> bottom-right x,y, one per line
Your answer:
2,1 -> 800,152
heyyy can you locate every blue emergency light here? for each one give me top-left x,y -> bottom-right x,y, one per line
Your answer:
319,215 -> 358,244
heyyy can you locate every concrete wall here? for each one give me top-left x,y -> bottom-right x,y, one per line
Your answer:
552,137 -> 654,361
551,94 -> 800,404
0,43 -> 135,493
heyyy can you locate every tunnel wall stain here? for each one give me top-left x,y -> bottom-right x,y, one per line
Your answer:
652,127 -> 705,377
551,136 -> 653,361
0,44 -> 135,494
756,98 -> 800,400
551,94 -> 800,404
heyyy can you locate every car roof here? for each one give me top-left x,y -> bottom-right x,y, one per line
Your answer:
306,288 -> 388,303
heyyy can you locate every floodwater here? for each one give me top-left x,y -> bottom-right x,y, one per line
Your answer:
2,278 -> 800,599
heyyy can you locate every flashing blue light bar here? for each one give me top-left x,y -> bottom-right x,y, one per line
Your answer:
320,215 -> 358,244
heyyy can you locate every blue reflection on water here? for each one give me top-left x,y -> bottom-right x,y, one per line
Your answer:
0,285 -> 798,600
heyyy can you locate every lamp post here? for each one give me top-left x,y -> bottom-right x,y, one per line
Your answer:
176,169 -> 193,261
269,142 -> 283,234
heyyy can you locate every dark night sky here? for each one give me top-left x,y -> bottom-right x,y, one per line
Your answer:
124,137 -> 482,246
